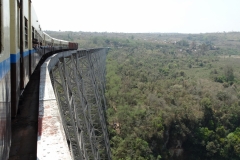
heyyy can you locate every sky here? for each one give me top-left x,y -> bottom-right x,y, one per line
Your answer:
32,0 -> 240,33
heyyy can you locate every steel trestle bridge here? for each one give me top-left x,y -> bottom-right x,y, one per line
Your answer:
38,48 -> 111,160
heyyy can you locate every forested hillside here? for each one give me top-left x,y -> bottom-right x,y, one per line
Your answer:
46,31 -> 240,160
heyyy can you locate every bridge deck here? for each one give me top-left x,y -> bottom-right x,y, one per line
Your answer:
37,55 -> 71,160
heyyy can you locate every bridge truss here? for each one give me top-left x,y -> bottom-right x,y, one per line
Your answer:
50,48 -> 111,160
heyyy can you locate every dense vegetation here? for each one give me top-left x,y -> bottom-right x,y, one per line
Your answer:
46,31 -> 240,160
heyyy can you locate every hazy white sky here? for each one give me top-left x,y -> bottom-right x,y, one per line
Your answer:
32,0 -> 240,33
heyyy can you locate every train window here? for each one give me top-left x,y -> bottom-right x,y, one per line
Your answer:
39,35 -> 42,45
32,27 -> 37,48
32,27 -> 34,42
35,30 -> 38,40
24,17 -> 28,48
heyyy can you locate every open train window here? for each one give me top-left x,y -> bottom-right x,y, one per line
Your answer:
32,27 -> 34,40
32,27 -> 36,48
35,30 -> 38,40
39,34 -> 42,45
24,17 -> 28,48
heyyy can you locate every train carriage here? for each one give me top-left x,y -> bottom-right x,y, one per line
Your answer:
69,42 -> 78,50
30,3 -> 44,75
10,0 -> 44,117
0,0 -> 79,159
43,32 -> 53,53
21,0 -> 31,89
61,40 -> 69,49
43,32 -> 52,46
52,38 -> 61,49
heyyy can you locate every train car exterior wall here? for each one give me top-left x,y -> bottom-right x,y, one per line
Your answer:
10,0 -> 21,117
0,1 -> 11,160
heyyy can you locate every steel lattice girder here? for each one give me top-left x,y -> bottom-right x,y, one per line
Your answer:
50,48 -> 111,160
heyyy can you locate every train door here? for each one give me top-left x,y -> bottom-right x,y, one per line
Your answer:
10,0 -> 22,117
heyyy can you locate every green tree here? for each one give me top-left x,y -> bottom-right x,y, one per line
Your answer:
224,65 -> 234,82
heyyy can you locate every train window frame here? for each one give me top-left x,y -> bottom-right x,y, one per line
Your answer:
35,30 -> 37,40
17,5 -> 20,48
24,17 -> 28,48
32,27 -> 35,47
